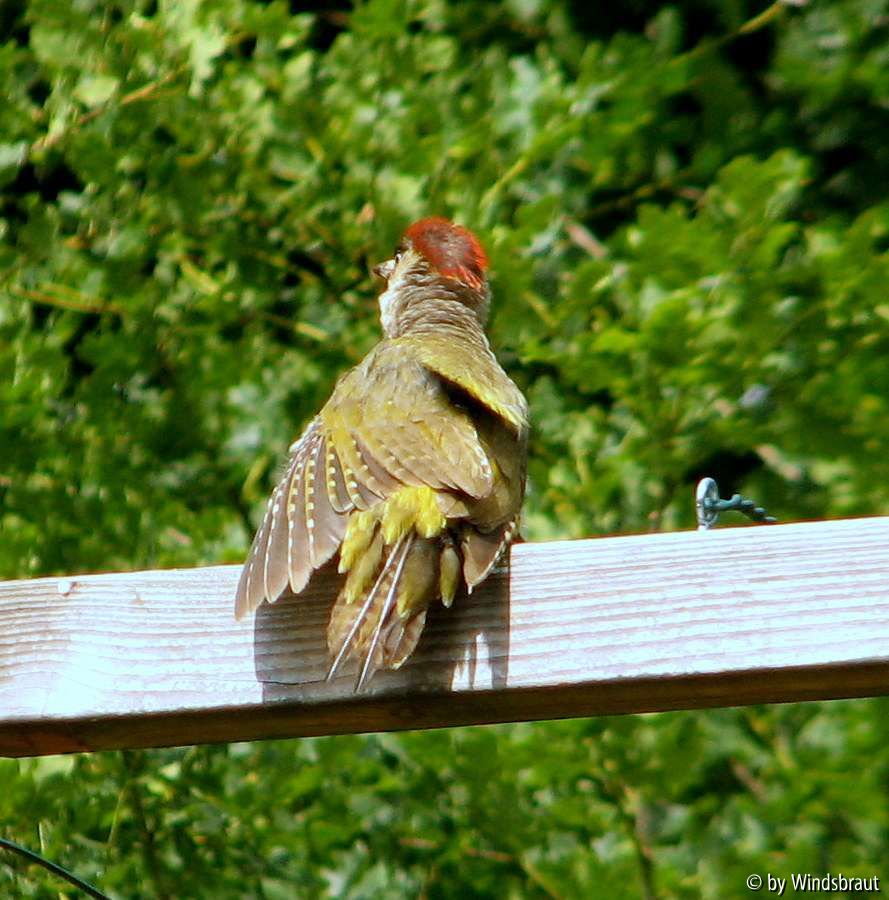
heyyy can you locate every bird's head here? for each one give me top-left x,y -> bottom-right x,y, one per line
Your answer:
374,217 -> 491,335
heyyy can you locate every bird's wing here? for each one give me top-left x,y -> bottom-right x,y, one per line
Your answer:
234,340 -> 497,619
234,418 -> 350,619
407,332 -> 529,435
325,342 -> 495,500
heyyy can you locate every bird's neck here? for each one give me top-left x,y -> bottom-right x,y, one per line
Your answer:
398,298 -> 489,342
380,277 -> 490,342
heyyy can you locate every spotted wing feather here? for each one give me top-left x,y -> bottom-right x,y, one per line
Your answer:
235,421 -> 351,619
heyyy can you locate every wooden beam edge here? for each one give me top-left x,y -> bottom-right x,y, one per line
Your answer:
2,515 -> 889,757
3,658 -> 888,758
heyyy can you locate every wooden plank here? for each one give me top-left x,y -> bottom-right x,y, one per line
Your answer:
1,516 -> 888,758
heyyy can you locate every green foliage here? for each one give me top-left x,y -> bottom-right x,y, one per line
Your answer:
2,0 -> 889,896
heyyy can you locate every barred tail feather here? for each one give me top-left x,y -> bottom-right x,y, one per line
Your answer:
355,535 -> 412,691
461,519 -> 517,590
326,531 -> 434,688
325,535 -> 400,684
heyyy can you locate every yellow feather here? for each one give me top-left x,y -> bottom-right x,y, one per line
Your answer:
339,510 -> 376,573
439,543 -> 460,608
343,530 -> 384,604
415,487 -> 446,537
380,486 -> 446,543
381,503 -> 410,544
395,539 -> 437,617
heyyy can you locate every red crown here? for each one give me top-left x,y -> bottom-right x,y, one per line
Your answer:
404,217 -> 488,291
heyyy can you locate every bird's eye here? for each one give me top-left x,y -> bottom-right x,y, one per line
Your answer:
394,251 -> 403,265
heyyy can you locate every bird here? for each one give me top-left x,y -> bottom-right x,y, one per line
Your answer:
234,217 -> 528,690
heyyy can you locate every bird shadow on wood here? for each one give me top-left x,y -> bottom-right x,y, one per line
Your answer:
253,557 -> 511,703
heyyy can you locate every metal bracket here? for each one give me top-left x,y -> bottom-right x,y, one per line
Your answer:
695,477 -> 777,531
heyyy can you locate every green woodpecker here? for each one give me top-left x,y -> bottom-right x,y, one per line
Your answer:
234,217 -> 528,689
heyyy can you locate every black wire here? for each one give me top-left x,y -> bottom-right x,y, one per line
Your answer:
706,494 -> 777,524
0,836 -> 112,900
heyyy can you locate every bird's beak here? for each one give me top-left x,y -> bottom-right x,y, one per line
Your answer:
373,258 -> 396,281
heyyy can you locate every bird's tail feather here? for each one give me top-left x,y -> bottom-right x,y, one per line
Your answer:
326,528 -> 434,688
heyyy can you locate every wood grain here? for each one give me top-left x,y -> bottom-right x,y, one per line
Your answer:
1,516 -> 888,757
